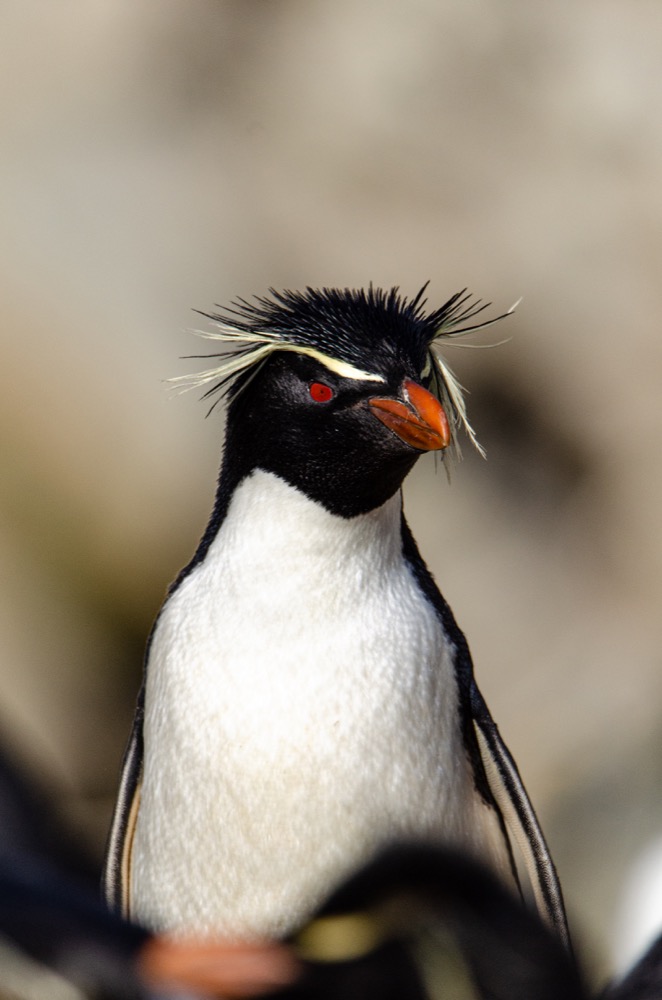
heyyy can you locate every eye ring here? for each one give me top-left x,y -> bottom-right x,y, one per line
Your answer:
309,382 -> 334,403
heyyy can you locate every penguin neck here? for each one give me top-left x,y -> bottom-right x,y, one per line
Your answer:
172,439 -> 410,592
212,469 -> 406,580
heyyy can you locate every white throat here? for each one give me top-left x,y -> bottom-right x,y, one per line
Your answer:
131,470 -> 483,937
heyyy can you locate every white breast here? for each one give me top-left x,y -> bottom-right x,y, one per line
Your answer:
131,470 -> 501,937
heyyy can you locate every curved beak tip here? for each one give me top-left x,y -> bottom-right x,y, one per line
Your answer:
368,380 -> 450,452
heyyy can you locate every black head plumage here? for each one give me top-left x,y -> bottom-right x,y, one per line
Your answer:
174,284 -> 517,459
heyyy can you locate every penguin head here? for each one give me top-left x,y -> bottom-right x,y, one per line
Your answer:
224,349 -> 446,517
178,286 -> 515,517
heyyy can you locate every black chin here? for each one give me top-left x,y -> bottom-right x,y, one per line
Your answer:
217,359 -> 425,518
261,448 -> 419,518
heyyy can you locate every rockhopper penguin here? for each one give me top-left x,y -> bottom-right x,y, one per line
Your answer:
104,286 -> 569,948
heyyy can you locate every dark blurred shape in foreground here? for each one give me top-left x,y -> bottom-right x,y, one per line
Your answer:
0,734 -> 658,1000
602,935 -> 662,1000
286,843 -> 584,1000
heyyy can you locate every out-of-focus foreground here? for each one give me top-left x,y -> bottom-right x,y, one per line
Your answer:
1,1 -> 661,986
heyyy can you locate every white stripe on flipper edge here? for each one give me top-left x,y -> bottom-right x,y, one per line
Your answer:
103,723 -> 142,916
119,780 -> 141,919
473,722 -> 570,949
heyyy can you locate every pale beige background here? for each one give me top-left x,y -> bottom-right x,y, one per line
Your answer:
2,1 -> 661,985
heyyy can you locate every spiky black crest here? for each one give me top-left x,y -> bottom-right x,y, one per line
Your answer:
172,285 -> 517,458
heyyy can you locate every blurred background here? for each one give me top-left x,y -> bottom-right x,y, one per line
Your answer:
1,0 -> 661,987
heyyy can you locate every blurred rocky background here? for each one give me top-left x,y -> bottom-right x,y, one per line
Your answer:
1,0 -> 661,989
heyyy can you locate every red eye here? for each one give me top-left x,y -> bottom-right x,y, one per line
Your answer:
309,382 -> 334,403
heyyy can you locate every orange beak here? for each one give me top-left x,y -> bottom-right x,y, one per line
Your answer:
368,379 -> 451,452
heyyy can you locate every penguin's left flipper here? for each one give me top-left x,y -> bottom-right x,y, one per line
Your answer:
103,691 -> 144,918
470,683 -> 570,949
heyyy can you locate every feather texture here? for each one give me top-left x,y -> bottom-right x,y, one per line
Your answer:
170,285 -> 518,460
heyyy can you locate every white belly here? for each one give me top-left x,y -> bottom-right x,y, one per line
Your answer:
131,470 -> 503,936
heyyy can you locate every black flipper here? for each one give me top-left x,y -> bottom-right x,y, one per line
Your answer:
103,685 -> 144,918
471,684 -> 570,949
400,512 -> 569,948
